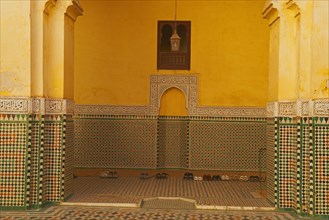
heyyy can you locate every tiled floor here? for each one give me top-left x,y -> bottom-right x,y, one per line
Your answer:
67,177 -> 272,208
0,177 -> 311,219
0,205 -> 307,220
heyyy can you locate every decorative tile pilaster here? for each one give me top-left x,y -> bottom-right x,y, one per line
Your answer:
268,98 -> 329,216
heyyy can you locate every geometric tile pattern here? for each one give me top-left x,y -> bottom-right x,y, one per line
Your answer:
274,117 -> 278,208
0,111 -> 70,209
300,117 -> 310,214
30,114 -> 43,208
309,117 -> 314,215
273,116 -> 329,217
0,114 -> 29,207
74,115 -> 158,169
189,117 -> 267,171
266,118 -> 276,205
313,117 -> 329,215
64,115 -> 74,200
43,115 -> 64,202
277,117 -> 297,209
74,115 -> 266,172
0,206 -> 305,220
158,116 -> 188,168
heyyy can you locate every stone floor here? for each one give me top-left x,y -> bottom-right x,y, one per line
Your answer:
0,205 -> 308,220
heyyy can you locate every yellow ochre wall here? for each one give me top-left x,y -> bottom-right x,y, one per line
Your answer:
311,0 -> 329,99
74,0 -> 269,107
0,1 -> 31,97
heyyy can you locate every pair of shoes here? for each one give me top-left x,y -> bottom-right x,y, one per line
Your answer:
183,173 -> 194,180
100,171 -> 110,178
230,175 -> 240,181
194,176 -> 203,181
212,175 -> 221,181
239,176 -> 248,181
221,175 -> 229,181
249,176 -> 260,182
203,175 -> 212,181
140,173 -> 149,179
100,171 -> 118,179
156,173 -> 168,179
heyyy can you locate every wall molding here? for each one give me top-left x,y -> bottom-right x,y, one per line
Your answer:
74,104 -> 266,117
2,98 -> 327,118
75,105 -> 152,115
196,106 -> 266,117
0,97 -> 74,115
267,99 -> 329,117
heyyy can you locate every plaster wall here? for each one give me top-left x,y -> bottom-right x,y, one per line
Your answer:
311,0 -> 329,99
268,19 -> 279,102
0,1 -> 31,96
74,0 -> 269,107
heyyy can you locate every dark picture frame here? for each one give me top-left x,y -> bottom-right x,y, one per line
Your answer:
157,20 -> 191,70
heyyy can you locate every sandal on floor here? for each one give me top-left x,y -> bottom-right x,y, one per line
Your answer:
183,172 -> 193,180
203,175 -> 211,181
212,175 -> 221,181
139,172 -> 149,179
239,176 -> 248,181
249,176 -> 260,182
221,175 -> 229,181
100,170 -> 110,178
156,173 -> 169,179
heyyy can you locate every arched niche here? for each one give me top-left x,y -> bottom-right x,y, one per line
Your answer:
159,87 -> 188,116
150,75 -> 198,115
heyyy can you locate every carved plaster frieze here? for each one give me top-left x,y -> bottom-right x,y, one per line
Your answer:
296,99 -> 309,117
45,99 -> 64,114
75,105 -> 153,115
44,99 -> 75,115
267,102 -> 278,117
31,98 -> 45,114
157,75 -> 190,84
150,74 -> 198,110
0,97 -> 73,114
268,99 -> 329,117
278,101 -> 296,116
313,99 -> 329,117
196,106 -> 266,117
189,107 -> 197,116
0,97 -> 30,114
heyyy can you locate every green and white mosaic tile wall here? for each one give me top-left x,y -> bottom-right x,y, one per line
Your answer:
0,114 -> 30,208
189,116 -> 267,171
158,116 -> 189,169
74,115 -> 158,169
266,118 -> 275,205
0,98 -> 75,210
267,100 -> 329,217
74,115 -> 267,171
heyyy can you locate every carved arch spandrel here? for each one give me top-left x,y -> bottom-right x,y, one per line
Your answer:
150,75 -> 198,115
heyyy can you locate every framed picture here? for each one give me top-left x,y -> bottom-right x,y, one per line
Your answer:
157,20 -> 191,70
